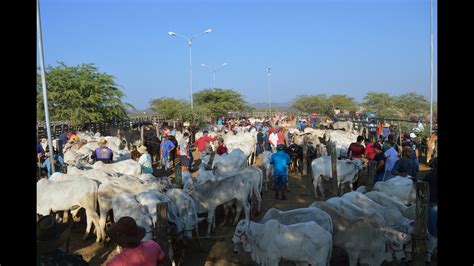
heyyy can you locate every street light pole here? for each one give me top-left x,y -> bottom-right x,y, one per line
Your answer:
429,0 -> 434,133
201,62 -> 228,88
267,67 -> 271,116
37,0 -> 55,173
168,29 -> 212,113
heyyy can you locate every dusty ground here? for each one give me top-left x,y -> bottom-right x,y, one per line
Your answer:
61,154 -> 435,265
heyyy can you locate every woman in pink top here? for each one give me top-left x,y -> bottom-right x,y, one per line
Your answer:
106,216 -> 165,266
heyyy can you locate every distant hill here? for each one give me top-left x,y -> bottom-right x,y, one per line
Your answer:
251,102 -> 292,111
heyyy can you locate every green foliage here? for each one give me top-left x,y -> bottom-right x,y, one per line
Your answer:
362,92 -> 400,118
327,94 -> 358,113
150,97 -> 189,121
37,62 -> 133,127
396,93 -> 429,119
193,88 -> 251,119
291,94 -> 357,116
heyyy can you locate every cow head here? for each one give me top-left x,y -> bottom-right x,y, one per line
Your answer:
182,179 -> 195,194
382,229 -> 410,262
232,219 -> 252,253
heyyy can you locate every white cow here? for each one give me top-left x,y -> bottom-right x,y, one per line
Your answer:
183,175 -> 252,236
366,191 -> 416,220
326,196 -> 386,227
332,121 -> 354,132
166,188 -> 199,239
232,219 -> 332,266
223,132 -> 258,165
37,177 -> 103,242
373,176 -> 417,205
312,201 -> 409,265
136,190 -> 184,236
311,156 -> 365,198
201,149 -> 247,176
341,191 -> 414,235
96,175 -> 163,241
92,159 -> 141,176
260,207 -> 333,234
261,151 -> 273,192
111,192 -> 154,240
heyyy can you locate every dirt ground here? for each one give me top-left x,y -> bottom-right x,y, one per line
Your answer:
61,154 -> 436,266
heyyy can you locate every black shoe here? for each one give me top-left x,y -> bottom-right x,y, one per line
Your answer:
275,193 -> 279,199
281,195 -> 287,200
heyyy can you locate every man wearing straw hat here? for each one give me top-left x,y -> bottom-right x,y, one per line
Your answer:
91,137 -> 113,164
137,145 -> 153,174
106,216 -> 165,266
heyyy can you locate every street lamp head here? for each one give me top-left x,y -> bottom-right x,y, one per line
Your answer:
204,29 -> 212,34
222,62 -> 228,66
201,64 -> 207,67
168,32 -> 176,36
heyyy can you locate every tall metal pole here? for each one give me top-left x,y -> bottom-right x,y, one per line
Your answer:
213,69 -> 216,88
189,40 -> 193,113
267,67 -> 271,115
429,0 -> 434,133
37,0 -> 55,173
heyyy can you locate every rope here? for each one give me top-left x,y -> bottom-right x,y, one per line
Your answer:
176,233 -> 234,240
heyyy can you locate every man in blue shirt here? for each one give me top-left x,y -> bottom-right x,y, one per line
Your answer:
160,135 -> 175,174
58,130 -> 69,156
42,150 -> 64,177
270,144 -> 291,200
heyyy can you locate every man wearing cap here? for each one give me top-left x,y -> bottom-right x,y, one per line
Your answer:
137,145 -> 153,174
391,146 -> 418,178
402,133 -> 419,169
270,144 -> 291,200
106,216 -> 165,266
91,138 -> 113,164
372,142 -> 386,184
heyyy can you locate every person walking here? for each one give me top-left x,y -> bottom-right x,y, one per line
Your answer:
160,135 -> 175,174
178,132 -> 191,172
270,144 -> 291,200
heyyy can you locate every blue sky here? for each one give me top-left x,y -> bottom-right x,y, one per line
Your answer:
38,0 -> 437,110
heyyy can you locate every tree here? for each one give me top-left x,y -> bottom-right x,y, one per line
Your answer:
37,62 -> 133,127
327,94 -> 358,114
362,92 -> 400,118
193,88 -> 251,119
149,97 -> 189,121
292,94 -> 329,115
396,93 -> 429,119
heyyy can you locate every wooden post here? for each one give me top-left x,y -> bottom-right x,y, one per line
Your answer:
140,125 -> 144,146
412,181 -> 429,266
156,202 -> 172,266
368,160 -> 377,189
302,142 -> 308,176
329,141 -> 338,196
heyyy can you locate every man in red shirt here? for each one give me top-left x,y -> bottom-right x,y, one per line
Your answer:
277,127 -> 286,145
106,216 -> 165,266
347,136 -> 365,159
194,130 -> 217,159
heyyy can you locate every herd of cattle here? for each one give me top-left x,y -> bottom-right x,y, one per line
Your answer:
37,123 -> 437,265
